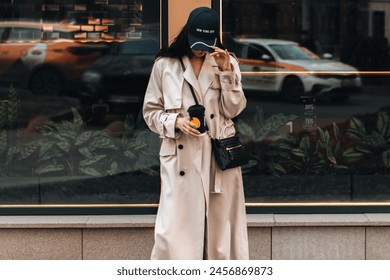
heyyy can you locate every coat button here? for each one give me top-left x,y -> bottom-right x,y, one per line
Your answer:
178,144 -> 183,149
179,171 -> 185,176
210,114 -> 215,119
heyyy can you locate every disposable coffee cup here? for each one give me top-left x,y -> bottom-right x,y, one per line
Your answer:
187,104 -> 206,133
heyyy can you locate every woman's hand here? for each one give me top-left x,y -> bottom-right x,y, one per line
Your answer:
175,117 -> 200,136
210,47 -> 232,71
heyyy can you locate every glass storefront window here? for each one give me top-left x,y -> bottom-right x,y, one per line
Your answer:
0,0 -> 162,210
222,0 -> 390,207
1,0 -> 390,213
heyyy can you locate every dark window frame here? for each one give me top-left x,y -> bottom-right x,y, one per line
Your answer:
1,0 -> 390,216
2,203 -> 390,215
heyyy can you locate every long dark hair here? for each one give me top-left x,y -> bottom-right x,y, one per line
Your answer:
156,25 -> 224,59
156,25 -> 192,59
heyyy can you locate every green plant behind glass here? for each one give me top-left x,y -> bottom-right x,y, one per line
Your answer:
104,114 -> 159,176
236,106 -> 298,177
0,84 -> 24,176
32,107 -> 158,176
8,108 -> 157,176
291,122 -> 348,175
344,111 -> 390,174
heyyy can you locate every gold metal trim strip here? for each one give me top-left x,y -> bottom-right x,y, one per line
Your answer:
246,202 -> 390,207
241,71 -> 390,75
1,202 -> 390,208
0,204 -> 159,208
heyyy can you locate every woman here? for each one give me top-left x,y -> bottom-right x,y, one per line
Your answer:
143,6 -> 249,260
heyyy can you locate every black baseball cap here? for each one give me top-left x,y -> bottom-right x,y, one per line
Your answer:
186,7 -> 219,52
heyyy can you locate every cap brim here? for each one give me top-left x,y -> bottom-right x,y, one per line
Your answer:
188,35 -> 216,52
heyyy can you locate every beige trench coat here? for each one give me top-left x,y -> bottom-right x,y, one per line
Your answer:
143,53 -> 249,260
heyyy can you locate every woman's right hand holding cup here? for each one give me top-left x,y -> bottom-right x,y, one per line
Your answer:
175,117 -> 201,137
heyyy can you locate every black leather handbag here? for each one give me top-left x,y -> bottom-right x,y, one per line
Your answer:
179,58 -> 249,171
210,134 -> 249,170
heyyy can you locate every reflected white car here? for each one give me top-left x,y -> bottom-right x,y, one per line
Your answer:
231,38 -> 362,102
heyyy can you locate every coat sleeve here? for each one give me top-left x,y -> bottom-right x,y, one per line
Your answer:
143,59 -> 181,139
217,56 -> 247,119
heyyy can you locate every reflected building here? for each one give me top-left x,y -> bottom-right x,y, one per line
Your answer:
222,0 -> 388,70
2,0 -> 387,69
0,0 -> 159,41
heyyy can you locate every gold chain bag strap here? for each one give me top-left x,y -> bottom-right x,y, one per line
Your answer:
179,57 -> 249,170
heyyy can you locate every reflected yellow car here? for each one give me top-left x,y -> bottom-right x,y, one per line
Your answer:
0,21 -> 107,96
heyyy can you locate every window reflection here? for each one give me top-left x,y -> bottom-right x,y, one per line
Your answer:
81,39 -> 159,107
222,0 -> 390,204
0,1 -> 161,206
1,0 -> 390,208
0,21 -> 108,96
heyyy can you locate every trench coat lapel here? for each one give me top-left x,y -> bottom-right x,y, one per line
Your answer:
198,54 -> 217,95
182,55 -> 217,104
182,57 -> 203,104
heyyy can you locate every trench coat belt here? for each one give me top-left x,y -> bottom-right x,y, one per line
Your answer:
211,172 -> 222,193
